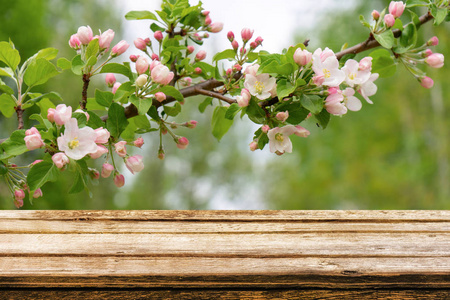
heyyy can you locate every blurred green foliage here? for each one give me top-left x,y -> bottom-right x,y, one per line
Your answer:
0,0 -> 449,209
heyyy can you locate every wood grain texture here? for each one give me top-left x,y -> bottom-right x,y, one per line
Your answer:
0,210 -> 449,298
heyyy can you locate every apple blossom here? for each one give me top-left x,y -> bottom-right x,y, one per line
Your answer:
155,92 -> 166,102
372,10 -> 380,20
101,163 -> 114,178
261,125 -> 270,134
255,36 -> 263,46
125,155 -> 145,174
115,141 -> 127,157
98,29 -> 115,50
358,73 -> 379,104
151,64 -> 174,85
195,67 -> 202,74
135,56 -> 149,74
134,137 -> 145,148
276,111 -> 289,122
389,1 -> 406,18
358,57 -> 373,71
185,120 -> 198,129
208,22 -> 223,33
187,45 -> 195,54
105,73 -> 116,87
151,53 -> 159,60
202,10 -> 209,16
227,31 -> 234,41
52,152 -> 70,169
31,160 -> 43,165
293,49 -> 312,66
420,76 -> 434,89
241,28 -> 254,42
267,125 -> 298,154
112,82 -> 121,94
69,34 -> 81,50
47,108 -> 55,123
342,88 -> 362,111
312,48 -> 345,87
236,88 -> 251,107
136,74 -> 148,88
74,109 -> 89,121
249,141 -> 258,152
154,31 -> 163,41
384,14 -> 395,27
14,198 -> 23,209
111,40 -> 129,56
114,174 -> 125,188
24,127 -> 44,150
129,54 -> 138,62
423,49 -> 433,57
231,40 -> 239,50
14,189 -> 25,201
89,169 -> 100,180
57,118 -> 98,160
204,15 -> 212,25
294,126 -> 310,138
177,137 -> 189,149
342,59 -> 371,87
425,53 -> 444,68
53,104 -> 72,126
427,36 -> 439,46
77,26 -> 93,45
90,145 -> 109,159
134,38 -> 147,51
244,73 -> 277,100
195,50 -> 207,61
33,188 -> 43,199
325,92 -> 347,116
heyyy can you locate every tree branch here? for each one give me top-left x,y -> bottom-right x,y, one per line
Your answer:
80,74 -> 90,110
194,87 -> 236,104
16,106 -> 24,130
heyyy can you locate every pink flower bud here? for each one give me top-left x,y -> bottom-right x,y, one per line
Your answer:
420,76 -> 434,89
134,137 -> 144,148
250,42 -> 258,49
255,36 -> 264,46
151,64 -> 174,85
144,38 -> 152,46
77,26 -> 93,45
176,137 -> 189,149
241,28 -> 254,42
111,40 -> 129,57
313,74 -> 325,86
293,49 -> 312,66
276,111 -> 289,122
105,73 -> 116,87
294,125 -> 310,137
202,10 -> 210,16
52,153 -> 70,169
135,56 -> 149,74
240,47 -> 247,55
158,148 -> 165,160
94,127 -> 110,144
236,88 -> 251,107
112,82 -> 121,94
226,68 -> 232,76
427,36 -> 439,46
231,40 -> 239,50
249,141 -> 258,151
74,109 -> 89,121
47,108 -> 55,123
31,160 -> 43,165
151,53 -> 160,61
195,67 -> 202,74
24,128 -> 44,150
54,104 -> 72,126
359,57 -> 373,71
99,29 -> 115,50
372,10 -> 380,20
125,155 -> 144,174
425,53 -> 444,68
227,31 -> 235,42
155,92 -> 166,102
114,141 -> 127,157
261,125 -> 270,134
101,163 -> 114,178
208,22 -> 223,33
154,31 -> 163,42
14,189 -> 25,200
149,59 -> 161,71
195,50 -> 207,61
423,49 -> 433,57
328,87 -> 339,95
114,174 -> 125,188
69,34 -> 81,50
129,54 -> 138,62
134,38 -> 147,51
389,1 -> 406,18
185,120 -> 198,129
33,188 -> 43,199
180,77 -> 192,87
384,14 -> 395,28
187,45 -> 195,54
89,168 -> 100,180
203,33 -> 209,39
14,198 -> 24,209
233,64 -> 242,72
204,15 -> 212,25
90,145 -> 108,159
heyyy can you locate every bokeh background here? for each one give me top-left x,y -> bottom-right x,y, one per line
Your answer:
0,0 -> 449,209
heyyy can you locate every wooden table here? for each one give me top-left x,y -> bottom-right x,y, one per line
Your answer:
0,211 -> 449,299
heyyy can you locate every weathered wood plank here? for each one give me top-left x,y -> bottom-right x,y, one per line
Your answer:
0,210 -> 449,292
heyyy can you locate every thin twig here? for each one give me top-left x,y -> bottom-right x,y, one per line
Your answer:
194,88 -> 236,105
80,74 -> 90,110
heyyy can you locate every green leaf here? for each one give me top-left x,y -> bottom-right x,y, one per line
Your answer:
399,23 -> 417,49
370,49 -> 397,78
86,111 -> 105,129
300,94 -> 323,114
57,57 -> 71,70
213,49 -> 236,62
147,105 -> 159,120
85,39 -> 99,61
107,103 -> 129,138
95,89 -> 114,108
276,79 -> 296,99
23,58 -> 59,88
431,7 -> 447,26
295,78 -> 306,88
0,41 -> 20,70
0,94 -> 16,118
35,48 -> 58,61
225,103 -> 241,120
131,115 -> 152,134
86,98 -> 107,111
245,99 -> 266,124
315,109 -> 331,129
392,18 -> 404,31
69,160 -> 89,194
359,15 -> 371,29
125,10 -> 158,20
406,0 -> 429,7
27,162 -> 59,192
130,95 -> 153,115
71,54 -> 83,75
0,67 -> 13,77
100,63 -> 133,80
158,85 -> 184,102
374,30 -> 395,49
0,130 -> 28,160
72,112 -> 87,127
164,102 -> 182,117
0,78 -> 14,94
29,114 -> 52,130
260,61 -> 293,76
150,23 -> 166,32
211,106 -> 234,141
193,61 -> 220,79
23,92 -> 62,109
199,97 -> 213,113
37,98 -> 56,118
277,102 -> 310,124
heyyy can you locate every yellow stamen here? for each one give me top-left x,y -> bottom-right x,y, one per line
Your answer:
275,133 -> 284,142
254,81 -> 265,94
349,73 -> 356,80
69,137 -> 79,149
322,68 -> 331,78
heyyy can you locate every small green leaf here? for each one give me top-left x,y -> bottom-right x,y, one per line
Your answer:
27,162 -> 59,192
69,160 -> 89,194
130,95 -> 153,115
29,114 -> 52,130
0,94 -> 16,118
213,49 -> 236,62
225,103 -> 241,120
211,106 -> 234,141
300,94 -> 323,114
0,78 -> 14,94
57,58 -> 71,70
392,18 -> 404,31
431,7 -> 447,25
23,58 -> 59,87
100,63 -> 133,80
315,109 -> 331,129
406,0 -> 429,7
164,102 -> 182,117
85,39 -> 99,61
374,30 -> 395,49
399,23 -> 417,48
23,92 -> 62,109
107,103 -> 129,138
86,111 -> 105,129
245,99 -> 266,124
276,79 -> 296,99
295,78 -> 306,87
71,55 -> 83,75
0,41 -> 20,70
359,15 -> 371,29
199,97 -> 213,113
0,67 -> 13,77
94,89 -> 114,108
159,85 -> 184,102
35,48 -> 58,61
150,23 -> 166,32
370,49 -> 397,78
125,10 -> 158,20
37,98 -> 56,118
0,130 -> 28,160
